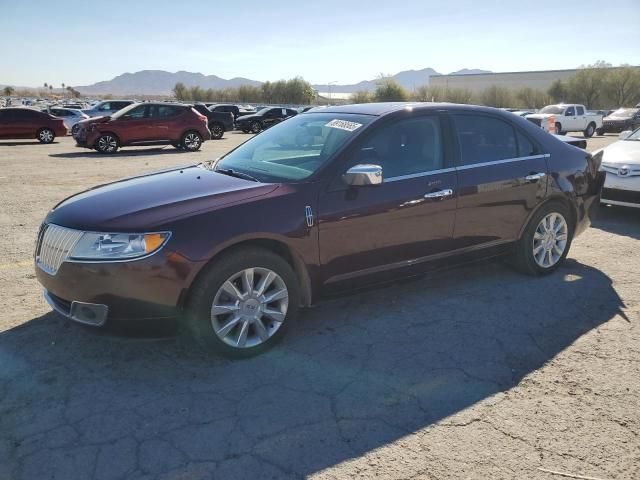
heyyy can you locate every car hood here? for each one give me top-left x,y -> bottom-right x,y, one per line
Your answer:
604,115 -> 632,121
46,165 -> 278,231
526,113 -> 554,119
236,113 -> 260,122
76,115 -> 110,127
601,140 -> 640,165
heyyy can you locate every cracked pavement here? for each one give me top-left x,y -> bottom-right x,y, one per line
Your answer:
0,135 -> 638,479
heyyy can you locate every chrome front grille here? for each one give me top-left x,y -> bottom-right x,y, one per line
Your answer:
36,224 -> 84,275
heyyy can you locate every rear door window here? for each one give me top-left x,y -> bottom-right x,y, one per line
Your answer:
452,114 -> 518,165
576,106 -> 584,115
156,105 -> 182,118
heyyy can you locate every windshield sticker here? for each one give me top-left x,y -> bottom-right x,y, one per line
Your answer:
325,119 -> 363,132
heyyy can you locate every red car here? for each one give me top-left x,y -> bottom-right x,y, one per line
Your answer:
0,107 -> 68,143
74,102 -> 211,153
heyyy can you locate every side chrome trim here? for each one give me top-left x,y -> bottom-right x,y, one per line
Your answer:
456,154 -> 549,171
324,239 -> 514,284
386,167 -> 456,183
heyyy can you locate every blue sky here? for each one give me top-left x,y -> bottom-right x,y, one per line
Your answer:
1,0 -> 638,87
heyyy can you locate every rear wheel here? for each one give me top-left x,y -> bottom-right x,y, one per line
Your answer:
512,202 -> 573,276
210,123 -> 224,140
186,248 -> 300,358
95,134 -> 118,153
181,131 -> 203,151
583,122 -> 596,138
37,128 -> 55,144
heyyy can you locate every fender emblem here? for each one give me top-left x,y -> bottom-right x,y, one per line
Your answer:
305,206 -> 314,227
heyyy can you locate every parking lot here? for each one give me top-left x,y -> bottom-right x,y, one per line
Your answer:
0,133 -> 638,479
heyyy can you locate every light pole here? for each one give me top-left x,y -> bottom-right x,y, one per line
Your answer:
327,81 -> 337,105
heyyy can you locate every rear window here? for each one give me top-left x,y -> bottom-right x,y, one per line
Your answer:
156,105 -> 183,118
452,114 -> 518,165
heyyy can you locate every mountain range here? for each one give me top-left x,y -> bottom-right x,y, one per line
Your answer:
67,68 -> 491,96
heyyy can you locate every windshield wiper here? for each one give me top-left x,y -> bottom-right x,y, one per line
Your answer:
215,168 -> 259,182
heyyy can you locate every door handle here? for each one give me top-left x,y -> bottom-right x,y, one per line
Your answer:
525,172 -> 546,182
424,189 -> 453,199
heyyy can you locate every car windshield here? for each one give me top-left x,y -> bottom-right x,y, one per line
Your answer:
539,105 -> 565,114
208,113 -> 374,182
610,108 -> 639,117
255,107 -> 272,115
110,103 -> 139,119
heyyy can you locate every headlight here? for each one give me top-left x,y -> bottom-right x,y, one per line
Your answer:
70,232 -> 170,261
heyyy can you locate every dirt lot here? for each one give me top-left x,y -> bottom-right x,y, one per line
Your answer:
0,132 -> 638,480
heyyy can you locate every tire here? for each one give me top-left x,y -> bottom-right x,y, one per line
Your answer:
37,128 -> 55,144
95,134 -> 119,153
583,122 -> 596,138
71,124 -> 80,137
210,123 -> 224,140
554,123 -> 563,135
181,131 -> 203,151
241,128 -> 250,134
250,121 -> 262,134
596,128 -> 604,136
512,202 -> 573,276
185,247 -> 300,358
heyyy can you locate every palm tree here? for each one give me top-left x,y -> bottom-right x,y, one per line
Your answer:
61,83 -> 65,99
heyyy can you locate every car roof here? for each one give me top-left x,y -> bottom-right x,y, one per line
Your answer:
310,102 -> 512,117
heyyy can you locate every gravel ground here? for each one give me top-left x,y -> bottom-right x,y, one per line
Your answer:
0,132 -> 638,480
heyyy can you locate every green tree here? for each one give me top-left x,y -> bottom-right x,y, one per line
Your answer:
412,85 -> 447,102
172,82 -> 190,101
547,80 -> 566,103
238,84 -> 262,103
373,77 -> 408,102
566,61 -> 611,108
2,86 -> 15,96
516,87 -> 550,109
605,65 -> 640,107
480,85 -> 513,107
350,90 -> 372,103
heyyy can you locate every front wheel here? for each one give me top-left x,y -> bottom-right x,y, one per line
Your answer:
185,248 -> 300,358
512,202 -> 573,276
555,123 -> 563,135
181,131 -> 203,151
210,123 -> 224,140
95,134 -> 119,153
250,121 -> 262,134
596,128 -> 604,136
71,124 -> 80,137
583,123 -> 596,138
37,128 -> 55,144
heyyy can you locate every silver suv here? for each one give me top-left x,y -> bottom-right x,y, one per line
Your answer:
81,100 -> 134,118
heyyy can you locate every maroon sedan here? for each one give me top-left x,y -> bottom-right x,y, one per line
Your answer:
73,102 -> 211,153
35,103 -> 605,357
0,107 -> 67,143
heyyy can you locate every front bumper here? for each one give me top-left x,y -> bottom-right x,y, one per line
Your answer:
35,250 -> 199,323
601,174 -> 640,207
599,122 -> 632,134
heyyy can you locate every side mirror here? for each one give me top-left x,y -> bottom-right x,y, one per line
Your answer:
342,164 -> 383,186
619,130 -> 632,140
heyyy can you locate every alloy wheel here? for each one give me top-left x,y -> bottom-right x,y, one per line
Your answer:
250,121 -> 262,134
211,125 -> 223,139
183,133 -> 201,150
39,129 -> 54,143
211,267 -> 289,349
97,135 -> 117,152
532,212 -> 568,268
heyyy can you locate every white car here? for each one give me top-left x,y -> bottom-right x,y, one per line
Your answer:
598,129 -> 640,208
46,107 -> 89,134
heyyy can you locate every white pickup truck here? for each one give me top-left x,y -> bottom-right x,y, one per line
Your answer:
525,104 -> 603,137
